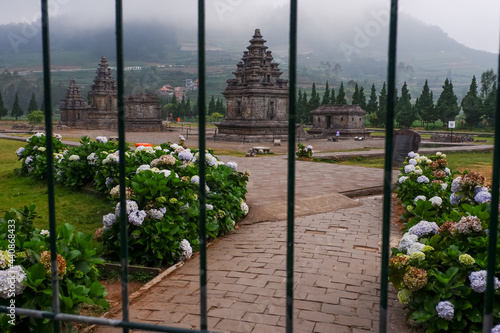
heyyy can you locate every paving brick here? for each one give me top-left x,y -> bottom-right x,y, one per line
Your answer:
314,322 -> 352,333
334,314 -> 373,329
214,318 -> 255,333
298,310 -> 334,323
242,312 -> 281,326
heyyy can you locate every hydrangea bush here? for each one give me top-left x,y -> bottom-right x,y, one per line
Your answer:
0,205 -> 109,332
391,151 -> 499,332
15,135 -> 250,268
296,142 -> 313,159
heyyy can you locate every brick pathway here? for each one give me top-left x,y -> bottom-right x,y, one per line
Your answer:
93,195 -> 410,332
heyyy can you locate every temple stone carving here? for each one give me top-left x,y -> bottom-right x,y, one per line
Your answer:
60,56 -> 162,131
216,29 -> 289,142
307,104 -> 368,139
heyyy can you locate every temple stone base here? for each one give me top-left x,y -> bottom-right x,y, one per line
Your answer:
215,120 -> 289,142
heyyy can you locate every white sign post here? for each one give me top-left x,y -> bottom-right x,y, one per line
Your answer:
448,121 -> 455,143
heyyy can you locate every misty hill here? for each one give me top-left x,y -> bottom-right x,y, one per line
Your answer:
0,9 -> 497,110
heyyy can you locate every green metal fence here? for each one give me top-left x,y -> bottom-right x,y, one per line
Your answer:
1,0 -> 500,332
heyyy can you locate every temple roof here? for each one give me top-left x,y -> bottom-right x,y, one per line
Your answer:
90,56 -> 117,92
310,104 -> 367,115
224,29 -> 288,90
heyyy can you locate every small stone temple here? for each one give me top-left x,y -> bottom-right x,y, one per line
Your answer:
60,56 -> 162,131
307,104 -> 368,139
215,29 -> 289,142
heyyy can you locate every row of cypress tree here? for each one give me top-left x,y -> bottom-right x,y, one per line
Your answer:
297,70 -> 497,129
0,91 -> 42,121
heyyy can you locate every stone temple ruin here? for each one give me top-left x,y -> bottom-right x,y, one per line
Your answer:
307,104 -> 368,139
215,29 -> 289,142
60,56 -> 162,131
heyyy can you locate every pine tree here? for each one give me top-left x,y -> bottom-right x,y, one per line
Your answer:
483,82 -> 497,125
40,98 -> 45,112
480,69 -> 497,99
376,82 -> 388,126
461,76 -> 483,128
358,86 -> 366,109
351,83 -> 360,105
207,95 -> 216,115
415,80 -> 436,128
215,97 -> 225,115
321,81 -> 330,105
308,82 -> 320,111
299,91 -> 309,123
27,92 -> 38,114
395,82 -> 416,128
0,91 -> 7,119
336,82 -> 347,104
366,84 -> 378,114
330,88 -> 336,104
436,78 -> 460,123
11,93 -> 23,120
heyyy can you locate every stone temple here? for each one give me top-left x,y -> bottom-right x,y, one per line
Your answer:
215,29 -> 289,142
307,104 -> 368,139
60,56 -> 162,131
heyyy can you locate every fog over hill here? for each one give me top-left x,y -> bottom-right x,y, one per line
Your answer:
0,2 -> 497,101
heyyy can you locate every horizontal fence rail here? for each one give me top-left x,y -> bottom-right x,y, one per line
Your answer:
1,1 -> 500,333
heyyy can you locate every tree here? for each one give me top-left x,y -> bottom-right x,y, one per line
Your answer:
483,82 -> 497,125
321,81 -> 330,105
330,87 -> 336,104
27,110 -> 44,124
366,84 -> 378,114
207,95 -> 216,115
0,91 -> 7,119
351,83 -> 360,105
336,82 -> 347,104
480,69 -> 497,99
27,92 -> 38,114
415,80 -> 436,128
308,82 -> 320,111
11,93 -> 23,120
358,86 -> 366,109
395,82 -> 417,128
297,90 -> 309,123
435,78 -> 460,123
461,76 -> 483,128
377,82 -> 388,126
215,97 -> 225,115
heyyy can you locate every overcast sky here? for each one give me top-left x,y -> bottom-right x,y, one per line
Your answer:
1,0 -> 499,53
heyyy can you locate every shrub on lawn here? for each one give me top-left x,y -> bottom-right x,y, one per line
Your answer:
391,151 -> 500,332
0,205 -> 109,332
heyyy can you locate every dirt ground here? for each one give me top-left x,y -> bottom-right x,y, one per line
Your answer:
51,127 -> 386,154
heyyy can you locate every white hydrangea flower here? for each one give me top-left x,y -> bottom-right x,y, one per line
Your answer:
16,147 -> 25,157
96,136 -> 108,144
103,213 -> 117,227
414,195 -> 426,203
69,154 -> 80,161
398,176 -> 408,184
87,152 -> 98,165
136,164 -> 151,173
240,201 -> 249,216
429,196 -> 443,207
398,233 -> 418,253
226,162 -> 238,171
408,159 -> 417,165
414,168 -> 423,175
25,156 -> 34,164
128,210 -> 147,226
40,229 -> 50,236
115,200 -> 139,217
0,266 -> 27,298
179,239 -> 193,261
404,164 -> 415,174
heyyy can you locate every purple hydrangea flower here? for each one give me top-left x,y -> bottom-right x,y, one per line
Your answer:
417,176 -> 429,184
436,301 -> 454,320
469,270 -> 500,293
475,191 -> 491,204
408,220 -> 439,237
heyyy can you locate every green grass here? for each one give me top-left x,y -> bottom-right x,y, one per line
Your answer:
332,151 -> 494,178
0,139 -> 114,235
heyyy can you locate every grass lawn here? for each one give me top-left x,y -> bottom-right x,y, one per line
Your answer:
334,151 -> 495,183
0,139 -> 114,235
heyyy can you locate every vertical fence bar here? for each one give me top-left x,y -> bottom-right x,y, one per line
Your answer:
197,0 -> 208,331
40,1 -> 61,332
286,1 -> 298,332
115,1 -> 130,332
379,1 -> 398,332
482,44 -> 500,333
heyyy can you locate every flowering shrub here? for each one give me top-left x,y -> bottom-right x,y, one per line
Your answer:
391,151 -> 500,331
15,136 -> 250,268
0,205 -> 108,332
16,133 -> 67,180
100,142 -> 250,267
296,143 -> 313,159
